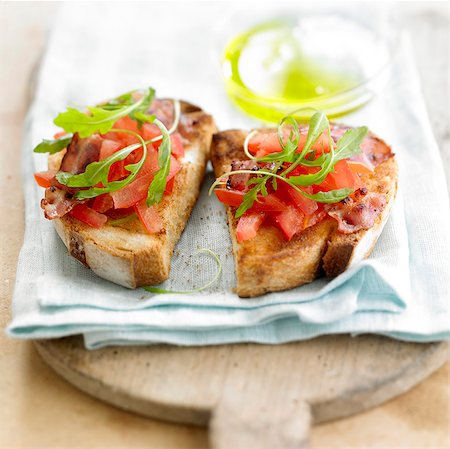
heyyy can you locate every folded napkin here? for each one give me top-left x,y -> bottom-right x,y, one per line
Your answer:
7,3 -> 450,348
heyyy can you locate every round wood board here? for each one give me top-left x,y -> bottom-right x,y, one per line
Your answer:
35,336 -> 449,449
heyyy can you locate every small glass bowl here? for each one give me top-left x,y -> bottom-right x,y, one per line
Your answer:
214,4 -> 399,123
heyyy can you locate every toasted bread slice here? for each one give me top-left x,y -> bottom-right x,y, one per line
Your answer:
49,101 -> 216,288
211,128 -> 398,298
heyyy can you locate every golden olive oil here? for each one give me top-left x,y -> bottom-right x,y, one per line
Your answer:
222,21 -> 364,122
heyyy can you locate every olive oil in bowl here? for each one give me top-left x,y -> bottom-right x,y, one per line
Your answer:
221,17 -> 393,122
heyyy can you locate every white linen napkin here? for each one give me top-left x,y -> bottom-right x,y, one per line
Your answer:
7,2 -> 450,348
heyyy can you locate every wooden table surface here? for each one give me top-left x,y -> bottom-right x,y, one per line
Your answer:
1,3 -> 449,448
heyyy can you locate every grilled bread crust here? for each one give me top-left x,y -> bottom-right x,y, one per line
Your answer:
211,129 -> 398,298
49,101 -> 217,288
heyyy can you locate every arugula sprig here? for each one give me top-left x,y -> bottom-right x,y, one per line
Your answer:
53,88 -> 155,138
33,135 -> 73,154
146,119 -> 172,206
32,88 -> 156,153
210,111 -> 368,217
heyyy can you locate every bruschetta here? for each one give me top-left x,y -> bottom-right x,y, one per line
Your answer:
210,112 -> 397,297
34,88 -> 216,288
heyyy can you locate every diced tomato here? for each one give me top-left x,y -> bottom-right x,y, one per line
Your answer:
34,170 -> 57,188
165,178 -> 175,194
53,131 -> 67,140
108,160 -> 129,182
111,174 -> 152,209
141,122 -> 161,142
287,186 -> 318,215
70,204 -> 107,228
134,200 -> 163,234
321,160 -> 363,191
303,208 -> 327,229
236,212 -> 266,243
273,206 -> 305,241
297,130 -> 332,155
170,133 -> 184,158
347,160 -> 374,175
214,189 -> 287,212
91,194 -> 114,213
248,132 -> 283,157
111,116 -> 140,145
100,139 -> 121,160
168,155 -> 181,180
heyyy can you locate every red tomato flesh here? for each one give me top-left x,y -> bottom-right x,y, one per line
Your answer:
34,170 -> 57,188
215,189 -> 287,212
170,133 -> 184,158
134,200 -> 163,233
70,204 -> 107,228
99,139 -> 121,160
347,160 -> 374,175
321,160 -> 363,191
236,212 -> 266,243
111,174 -> 152,209
273,205 -> 305,241
91,194 -> 114,213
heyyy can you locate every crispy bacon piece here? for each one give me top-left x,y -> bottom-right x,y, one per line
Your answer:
40,186 -> 78,220
60,133 -> 103,174
328,188 -> 386,234
227,160 -> 260,191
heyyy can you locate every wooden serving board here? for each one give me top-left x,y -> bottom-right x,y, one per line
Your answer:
35,336 -> 448,448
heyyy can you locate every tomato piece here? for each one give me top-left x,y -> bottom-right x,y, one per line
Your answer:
111,116 -> 140,145
168,155 -> 181,180
297,130 -> 332,155
53,131 -> 67,140
134,200 -> 163,234
141,122 -> 161,142
324,160 -> 363,190
214,189 -> 287,212
99,139 -> 122,160
170,133 -> 184,158
347,160 -> 374,175
91,194 -> 114,213
70,204 -> 107,228
165,178 -> 175,194
248,132 -> 282,157
34,170 -> 57,188
236,212 -> 266,243
287,186 -> 318,215
303,208 -> 327,229
108,160 -> 129,182
273,205 -> 305,241
111,174 -> 152,209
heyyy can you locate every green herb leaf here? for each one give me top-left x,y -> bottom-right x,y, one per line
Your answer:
143,249 -> 222,294
56,143 -> 142,188
33,135 -> 73,154
53,88 -> 155,138
146,119 -> 171,206
302,188 -> 353,203
333,126 -> 368,161
302,111 -> 329,155
289,153 -> 334,186
235,183 -> 260,218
